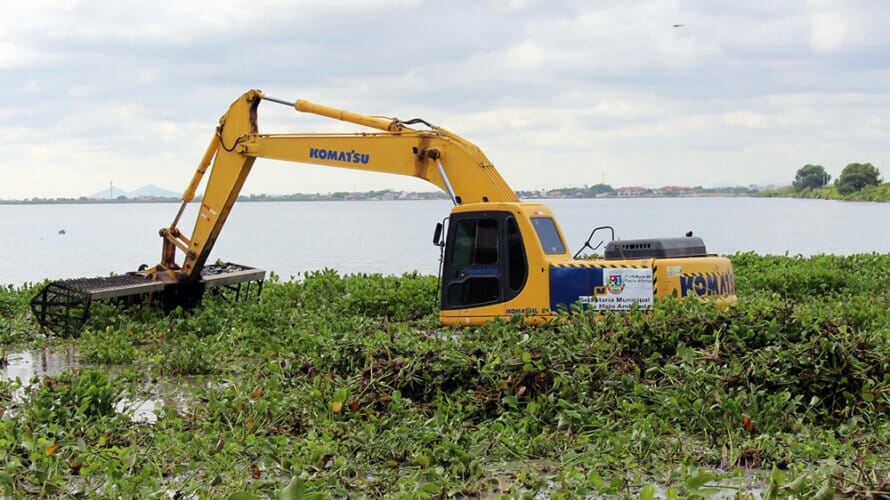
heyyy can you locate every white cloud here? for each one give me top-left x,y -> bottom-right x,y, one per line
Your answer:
0,42 -> 17,67
809,10 -> 851,53
492,0 -> 540,13
722,111 -> 769,129
504,40 -> 545,71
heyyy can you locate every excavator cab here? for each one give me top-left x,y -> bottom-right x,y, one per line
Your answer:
436,202 -> 736,327
439,211 -> 529,310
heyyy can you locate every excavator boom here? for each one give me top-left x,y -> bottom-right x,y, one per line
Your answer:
160,90 -> 518,281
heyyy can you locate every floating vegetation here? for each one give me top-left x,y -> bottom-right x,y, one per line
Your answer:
0,255 -> 888,497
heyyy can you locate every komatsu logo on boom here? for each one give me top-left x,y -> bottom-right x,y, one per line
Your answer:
309,148 -> 370,164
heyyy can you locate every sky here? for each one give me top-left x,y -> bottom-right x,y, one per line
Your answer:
1,0 -> 889,199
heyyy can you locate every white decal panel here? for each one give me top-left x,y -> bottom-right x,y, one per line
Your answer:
591,268 -> 654,311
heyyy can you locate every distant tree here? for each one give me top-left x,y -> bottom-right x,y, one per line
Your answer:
793,164 -> 830,190
835,162 -> 882,195
587,183 -> 614,196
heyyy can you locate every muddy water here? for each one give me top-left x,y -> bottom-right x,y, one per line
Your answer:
1,347 -> 78,382
118,377 -> 202,424
1,347 -> 191,424
487,460 -> 768,498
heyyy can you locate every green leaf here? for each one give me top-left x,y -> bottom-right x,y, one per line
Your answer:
639,484 -> 656,500
421,483 -> 441,494
586,471 -> 603,490
333,387 -> 348,402
227,493 -> 258,500
693,488 -> 722,497
280,477 -> 306,500
769,466 -> 785,485
812,479 -> 834,500
784,473 -> 810,494
686,471 -> 717,490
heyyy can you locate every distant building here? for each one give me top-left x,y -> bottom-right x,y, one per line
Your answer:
616,186 -> 649,197
654,185 -> 693,196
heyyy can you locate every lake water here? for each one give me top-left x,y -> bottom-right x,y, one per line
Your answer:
1,197 -> 889,286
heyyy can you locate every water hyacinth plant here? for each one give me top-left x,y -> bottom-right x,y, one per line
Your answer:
0,254 -> 887,497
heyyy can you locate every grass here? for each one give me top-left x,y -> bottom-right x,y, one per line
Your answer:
0,254 -> 888,497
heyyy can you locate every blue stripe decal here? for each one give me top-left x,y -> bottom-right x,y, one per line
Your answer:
550,266 -> 603,311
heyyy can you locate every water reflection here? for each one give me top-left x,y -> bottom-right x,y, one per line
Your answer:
1,347 -> 191,424
117,378 -> 200,425
1,347 -> 78,382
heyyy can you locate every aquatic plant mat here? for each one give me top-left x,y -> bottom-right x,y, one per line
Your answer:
1,253 -> 888,497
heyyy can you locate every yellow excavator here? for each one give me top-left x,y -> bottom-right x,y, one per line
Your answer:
31,90 -> 735,335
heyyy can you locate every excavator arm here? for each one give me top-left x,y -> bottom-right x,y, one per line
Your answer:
154,89 -> 518,282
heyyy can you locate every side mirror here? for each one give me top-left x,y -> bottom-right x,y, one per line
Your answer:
432,222 -> 444,247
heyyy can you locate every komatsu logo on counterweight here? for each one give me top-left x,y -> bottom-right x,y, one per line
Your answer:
309,148 -> 370,164
679,272 -> 735,297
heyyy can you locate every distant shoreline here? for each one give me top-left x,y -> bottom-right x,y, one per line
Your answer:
0,185 -> 765,205
1,193 -> 764,206
5,184 -> 886,205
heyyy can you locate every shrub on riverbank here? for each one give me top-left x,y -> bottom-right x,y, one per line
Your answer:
760,182 -> 890,202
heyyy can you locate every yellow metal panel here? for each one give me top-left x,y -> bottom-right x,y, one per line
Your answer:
652,256 -> 736,302
180,91 -> 260,278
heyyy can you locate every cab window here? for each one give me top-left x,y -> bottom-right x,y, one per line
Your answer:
450,218 -> 499,265
530,217 -> 566,254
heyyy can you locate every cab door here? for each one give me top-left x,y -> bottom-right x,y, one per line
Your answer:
440,211 -> 527,310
